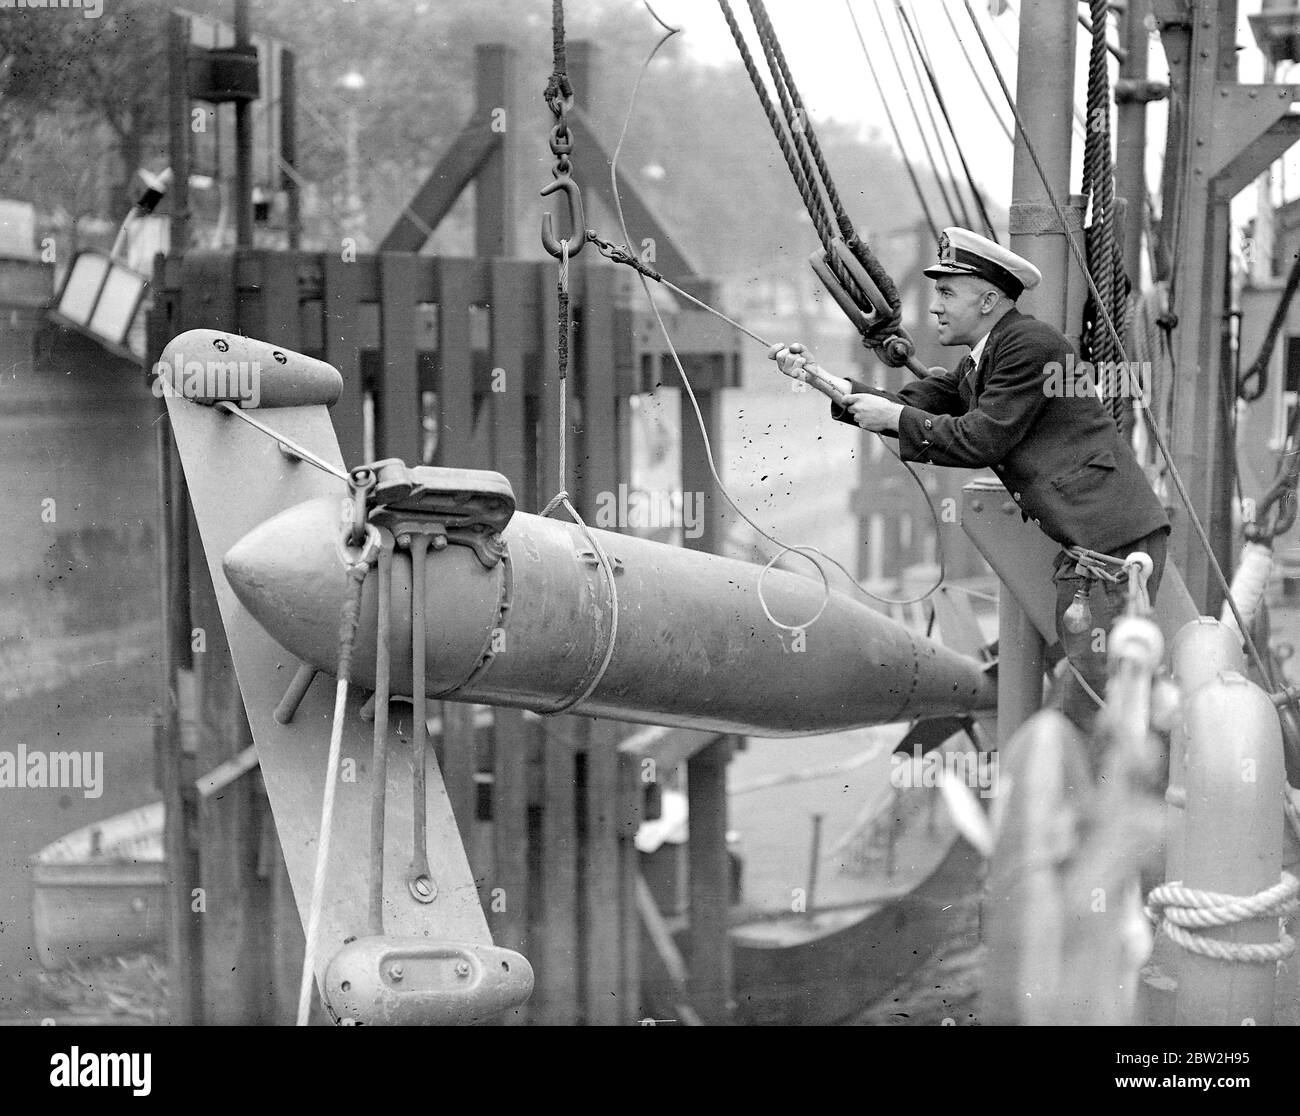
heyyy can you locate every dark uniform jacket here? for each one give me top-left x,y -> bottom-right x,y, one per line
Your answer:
831,308 -> 1169,553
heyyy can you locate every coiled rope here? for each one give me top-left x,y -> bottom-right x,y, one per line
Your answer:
1145,872 -> 1299,964
1080,0 -> 1129,434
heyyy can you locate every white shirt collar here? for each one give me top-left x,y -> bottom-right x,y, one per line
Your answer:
969,330 -> 990,368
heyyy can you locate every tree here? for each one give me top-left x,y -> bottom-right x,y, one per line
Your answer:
0,0 -> 170,217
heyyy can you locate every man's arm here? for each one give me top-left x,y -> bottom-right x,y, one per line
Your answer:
894,324 -> 1056,467
768,344 -> 965,435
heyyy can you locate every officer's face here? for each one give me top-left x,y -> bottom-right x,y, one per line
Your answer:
929,276 -> 1001,347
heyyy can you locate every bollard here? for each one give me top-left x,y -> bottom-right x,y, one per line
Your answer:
1166,621 -> 1245,885
1170,672 -> 1285,1026
1141,619 -> 1245,1024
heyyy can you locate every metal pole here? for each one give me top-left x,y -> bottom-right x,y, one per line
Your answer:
167,13 -> 191,255
1116,0 -> 1152,286
234,0 -> 254,248
993,0 -> 1079,741
281,49 -> 301,250
804,813 -> 823,917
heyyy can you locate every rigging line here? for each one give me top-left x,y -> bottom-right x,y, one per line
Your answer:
843,0 -> 939,240
958,0 -> 1277,692
889,0 -> 973,230
897,0 -> 998,241
716,0 -> 836,252
868,0 -> 962,226
939,0 -> 1012,144
212,401 -> 351,481
747,0 -> 854,240
718,0 -> 880,315
608,6 -> 945,612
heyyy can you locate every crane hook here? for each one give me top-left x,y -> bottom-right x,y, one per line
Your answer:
540,175 -> 586,259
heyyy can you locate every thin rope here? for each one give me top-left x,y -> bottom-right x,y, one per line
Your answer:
869,0 -> 961,226
540,215 -> 619,705
896,0 -> 996,241
938,0 -> 1012,144
296,556 -> 369,1026
611,6 -> 944,619
843,0 -> 939,239
959,0 -> 1276,693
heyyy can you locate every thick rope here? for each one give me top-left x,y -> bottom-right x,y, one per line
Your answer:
1146,872 -> 1299,964
296,556 -> 370,1026
747,0 -> 903,318
1080,0 -> 1127,433
716,0 -> 836,252
747,0 -> 851,241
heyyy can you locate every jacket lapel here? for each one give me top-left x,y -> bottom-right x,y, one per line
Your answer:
970,308 -> 1023,403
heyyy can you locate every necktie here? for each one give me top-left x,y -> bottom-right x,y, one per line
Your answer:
959,354 -> 976,383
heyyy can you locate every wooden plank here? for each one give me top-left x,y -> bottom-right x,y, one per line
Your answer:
438,257 -> 475,466
379,119 -> 500,253
486,259 -> 533,1022
583,721 -> 623,1025
257,252 -> 302,349
618,750 -> 643,1023
473,44 -> 518,259
570,113 -> 701,290
687,736 -> 734,1024
489,707 -> 531,1024
378,253 -> 421,463
617,725 -> 722,774
179,251 -> 270,1025
636,875 -> 702,1026
434,257 -> 479,885
441,702 -> 479,869
537,724 -> 580,1024
322,254 -> 365,465
488,260 -> 529,499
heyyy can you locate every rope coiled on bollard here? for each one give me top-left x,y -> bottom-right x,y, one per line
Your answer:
1145,872 -> 1299,964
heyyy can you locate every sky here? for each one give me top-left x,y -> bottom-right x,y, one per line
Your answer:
641,0 -> 1284,235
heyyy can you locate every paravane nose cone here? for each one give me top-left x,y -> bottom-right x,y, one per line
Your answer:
224,495 -> 995,736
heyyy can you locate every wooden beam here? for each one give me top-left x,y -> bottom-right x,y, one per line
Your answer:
379,120 -> 500,253
568,112 -> 704,292
474,44 -> 518,258
686,737 -> 733,1024
617,725 -> 724,774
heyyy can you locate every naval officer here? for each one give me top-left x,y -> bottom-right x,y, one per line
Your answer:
770,227 -> 1170,736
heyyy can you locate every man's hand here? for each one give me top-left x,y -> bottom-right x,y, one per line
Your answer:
767,341 -> 816,382
842,392 -> 904,433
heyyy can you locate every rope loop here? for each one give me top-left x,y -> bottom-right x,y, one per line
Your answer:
1145,872 -> 1300,965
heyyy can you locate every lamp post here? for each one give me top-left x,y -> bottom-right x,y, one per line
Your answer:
336,69 -> 367,247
